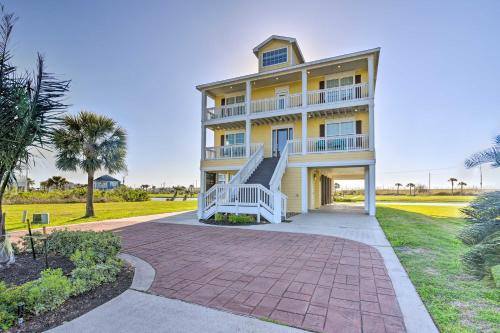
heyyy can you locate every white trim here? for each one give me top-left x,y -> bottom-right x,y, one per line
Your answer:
202,165 -> 244,172
261,47 -> 288,68
325,70 -> 356,82
301,167 -> 308,213
288,159 -> 375,168
270,124 -> 294,157
223,91 -> 245,99
324,119 -> 356,137
274,86 -> 290,94
196,48 -> 380,91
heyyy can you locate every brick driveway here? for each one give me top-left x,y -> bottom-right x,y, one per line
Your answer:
117,222 -> 405,333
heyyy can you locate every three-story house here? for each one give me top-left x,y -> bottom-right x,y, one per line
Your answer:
197,35 -> 379,223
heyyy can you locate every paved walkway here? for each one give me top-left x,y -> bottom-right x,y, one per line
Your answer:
117,223 -> 405,333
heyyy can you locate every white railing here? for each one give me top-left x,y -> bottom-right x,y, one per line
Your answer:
229,143 -> 264,185
288,139 -> 302,155
204,143 -> 260,160
306,134 -> 369,153
307,83 -> 368,106
205,102 -> 246,120
251,93 -> 302,114
269,142 -> 289,191
281,194 -> 288,219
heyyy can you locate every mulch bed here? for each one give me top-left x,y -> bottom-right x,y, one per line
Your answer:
0,253 -> 74,286
6,265 -> 134,333
200,219 -> 269,226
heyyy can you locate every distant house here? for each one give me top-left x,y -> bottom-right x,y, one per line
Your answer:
94,175 -> 120,190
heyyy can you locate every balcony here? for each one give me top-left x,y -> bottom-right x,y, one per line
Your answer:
204,143 -> 261,160
288,134 -> 369,154
203,83 -> 369,122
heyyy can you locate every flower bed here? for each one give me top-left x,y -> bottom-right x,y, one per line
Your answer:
0,230 -> 130,331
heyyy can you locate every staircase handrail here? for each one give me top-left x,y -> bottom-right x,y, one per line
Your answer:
269,142 -> 290,191
229,143 -> 264,185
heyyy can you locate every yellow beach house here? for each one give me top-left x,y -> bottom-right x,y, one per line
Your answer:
197,35 -> 379,223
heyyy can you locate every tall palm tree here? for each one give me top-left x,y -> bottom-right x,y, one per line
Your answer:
47,176 -> 68,190
465,135 -> 500,169
53,111 -> 127,217
448,177 -> 457,195
457,181 -> 467,194
0,5 -> 69,265
406,183 -> 415,196
395,183 -> 402,195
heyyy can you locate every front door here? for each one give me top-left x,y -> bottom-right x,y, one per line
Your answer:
272,128 -> 293,157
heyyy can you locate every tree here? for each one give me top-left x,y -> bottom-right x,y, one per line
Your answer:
46,176 -> 68,190
0,6 -> 69,266
458,181 -> 467,194
26,177 -> 35,191
40,180 -> 49,191
465,135 -> 500,169
448,177 -> 457,195
395,183 -> 402,195
53,111 -> 127,217
334,182 -> 340,195
140,184 -> 150,191
188,184 -> 194,197
406,183 -> 415,196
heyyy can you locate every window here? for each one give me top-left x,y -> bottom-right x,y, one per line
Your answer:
326,121 -> 355,137
262,47 -> 288,67
326,75 -> 354,89
225,132 -> 244,145
217,174 -> 227,184
226,95 -> 245,105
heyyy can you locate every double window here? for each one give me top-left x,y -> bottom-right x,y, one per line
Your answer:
326,121 -> 355,137
224,132 -> 244,145
262,47 -> 288,67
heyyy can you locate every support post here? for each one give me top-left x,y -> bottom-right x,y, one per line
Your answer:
368,55 -> 374,99
245,80 -> 252,115
368,164 -> 376,216
245,119 -> 251,158
301,167 -> 308,213
200,90 -> 207,160
197,171 -> 206,219
364,166 -> 369,212
301,69 -> 307,107
273,191 -> 282,223
368,101 -> 374,151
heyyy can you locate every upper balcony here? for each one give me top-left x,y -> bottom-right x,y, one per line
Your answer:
203,82 -> 369,122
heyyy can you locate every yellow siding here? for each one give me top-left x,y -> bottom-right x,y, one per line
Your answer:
307,111 -> 369,136
289,151 -> 375,164
201,159 -> 246,170
252,80 -> 301,100
281,167 -> 302,213
251,122 -> 302,158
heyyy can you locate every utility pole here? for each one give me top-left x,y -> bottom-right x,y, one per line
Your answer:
428,171 -> 431,193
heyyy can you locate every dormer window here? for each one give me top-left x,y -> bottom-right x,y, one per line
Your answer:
262,47 -> 288,67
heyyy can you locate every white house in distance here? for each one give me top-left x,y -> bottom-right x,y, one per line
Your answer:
94,175 -> 121,190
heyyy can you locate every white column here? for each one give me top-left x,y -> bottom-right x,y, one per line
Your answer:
367,55 -> 374,99
245,80 -> 252,115
273,191 -> 282,223
368,164 -> 376,216
301,167 -> 308,213
197,171 -> 206,219
364,166 -> 369,212
200,91 -> 207,160
301,69 -> 308,107
369,101 -> 374,151
245,119 -> 251,158
301,112 -> 307,155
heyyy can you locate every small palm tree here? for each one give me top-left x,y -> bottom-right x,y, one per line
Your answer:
406,183 -> 415,196
395,183 -> 402,195
48,176 -> 69,190
457,181 -> 467,194
448,177 -> 458,195
465,135 -> 500,168
53,111 -> 127,217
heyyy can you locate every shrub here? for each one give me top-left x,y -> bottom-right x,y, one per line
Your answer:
491,265 -> 500,288
47,230 -> 121,259
113,186 -> 149,202
458,191 -> 500,277
214,213 -> 225,222
228,214 -> 255,224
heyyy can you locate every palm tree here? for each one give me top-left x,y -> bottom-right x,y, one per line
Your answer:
47,176 -> 68,190
0,5 -> 69,265
457,181 -> 467,194
406,183 -> 415,196
395,183 -> 402,195
448,177 -> 457,195
26,177 -> 35,191
53,111 -> 127,217
465,135 -> 500,169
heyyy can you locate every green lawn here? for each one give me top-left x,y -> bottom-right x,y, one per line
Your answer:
336,195 -> 475,203
3,200 -> 198,232
148,193 -> 198,198
377,204 -> 499,333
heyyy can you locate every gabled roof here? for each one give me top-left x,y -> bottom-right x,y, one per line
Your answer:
95,175 -> 119,182
252,35 -> 305,63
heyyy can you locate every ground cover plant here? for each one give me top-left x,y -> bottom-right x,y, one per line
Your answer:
3,200 -> 197,232
0,230 -> 124,330
377,204 -> 499,332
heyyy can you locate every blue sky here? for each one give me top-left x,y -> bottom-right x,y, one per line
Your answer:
6,0 -> 500,189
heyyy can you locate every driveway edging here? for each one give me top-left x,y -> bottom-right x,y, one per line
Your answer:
118,253 -> 156,291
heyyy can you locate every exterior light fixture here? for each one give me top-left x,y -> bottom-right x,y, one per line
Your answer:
276,77 -> 279,80
337,65 -> 341,68
229,86 -> 232,89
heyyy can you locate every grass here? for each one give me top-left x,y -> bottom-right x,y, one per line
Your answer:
148,193 -> 198,198
377,204 -> 499,333
3,200 -> 198,232
336,195 -> 475,203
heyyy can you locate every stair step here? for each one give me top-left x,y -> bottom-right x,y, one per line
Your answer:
245,157 -> 280,188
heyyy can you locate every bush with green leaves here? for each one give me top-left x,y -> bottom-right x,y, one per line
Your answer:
112,186 -> 149,202
228,214 -> 255,224
458,191 -> 500,278
214,213 -> 225,221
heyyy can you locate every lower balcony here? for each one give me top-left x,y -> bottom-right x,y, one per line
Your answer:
288,134 -> 369,155
204,143 -> 260,160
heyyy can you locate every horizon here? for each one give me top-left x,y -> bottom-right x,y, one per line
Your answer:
5,0 -> 500,189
